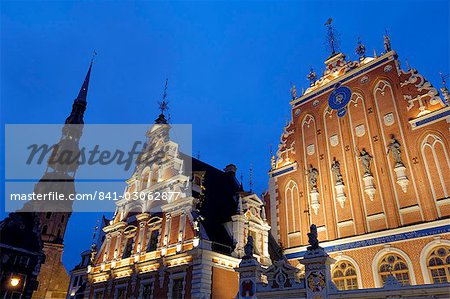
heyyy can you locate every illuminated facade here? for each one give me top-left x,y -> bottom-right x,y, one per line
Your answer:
265,33 -> 450,291
72,112 -> 272,298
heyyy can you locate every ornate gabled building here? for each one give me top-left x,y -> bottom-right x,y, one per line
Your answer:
76,108 -> 272,298
265,31 -> 450,291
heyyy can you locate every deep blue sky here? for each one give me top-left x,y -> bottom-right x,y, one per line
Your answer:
1,0 -> 448,270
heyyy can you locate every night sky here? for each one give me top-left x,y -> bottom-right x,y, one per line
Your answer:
1,0 -> 448,270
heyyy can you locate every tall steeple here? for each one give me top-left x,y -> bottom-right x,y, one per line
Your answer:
48,57 -> 95,175
65,56 -> 94,125
10,55 -> 97,299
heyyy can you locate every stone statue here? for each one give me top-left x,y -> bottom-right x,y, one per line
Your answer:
290,84 -> 297,100
307,224 -> 320,250
244,235 -> 254,259
387,137 -> 403,166
331,159 -> 344,184
307,165 -> 319,191
358,149 -> 373,175
384,33 -> 391,52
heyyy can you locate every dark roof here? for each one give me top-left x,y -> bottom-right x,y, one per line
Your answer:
0,212 -> 43,253
179,153 -> 241,253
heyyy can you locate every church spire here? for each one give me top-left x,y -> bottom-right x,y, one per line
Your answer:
65,52 -> 95,125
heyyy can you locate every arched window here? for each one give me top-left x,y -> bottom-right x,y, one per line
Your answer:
42,225 -> 48,235
421,134 -> 450,208
332,261 -> 358,290
427,246 -> 450,284
141,170 -> 150,190
150,169 -> 159,185
128,183 -> 136,194
284,180 -> 299,233
378,254 -> 410,286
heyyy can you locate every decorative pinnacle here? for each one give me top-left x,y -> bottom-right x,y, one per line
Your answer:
155,78 -> 169,124
355,37 -> 366,60
270,144 -> 276,170
405,59 -> 411,71
440,72 -> 449,87
91,49 -> 97,64
91,218 -> 99,250
307,67 -> 317,86
440,72 -> 450,105
383,29 -> 391,52
324,18 -> 339,56
158,78 -> 169,115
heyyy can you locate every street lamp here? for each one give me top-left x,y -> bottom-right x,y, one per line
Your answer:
10,276 -> 20,287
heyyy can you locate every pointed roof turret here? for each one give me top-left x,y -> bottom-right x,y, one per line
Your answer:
65,53 -> 95,125
75,59 -> 93,103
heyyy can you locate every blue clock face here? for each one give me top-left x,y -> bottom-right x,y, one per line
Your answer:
328,86 -> 352,111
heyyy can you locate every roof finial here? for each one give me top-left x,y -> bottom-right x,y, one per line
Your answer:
91,49 -> 97,64
239,172 -> 244,190
307,67 -> 317,87
270,144 -> 276,170
91,218 -> 100,251
440,72 -> 449,87
405,59 -> 411,71
355,37 -> 366,61
439,72 -> 450,105
383,29 -> 391,52
324,18 -> 339,56
155,78 -> 169,124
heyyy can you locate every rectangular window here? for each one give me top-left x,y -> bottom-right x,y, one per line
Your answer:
147,230 -> 159,252
248,230 -> 259,255
122,238 -> 133,259
142,282 -> 153,299
172,278 -> 183,299
116,287 -> 126,299
93,291 -> 103,299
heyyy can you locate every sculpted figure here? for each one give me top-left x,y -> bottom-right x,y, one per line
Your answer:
307,224 -> 320,250
290,84 -> 297,100
358,149 -> 373,175
387,137 -> 403,166
307,165 -> 319,190
244,235 -> 254,259
331,159 -> 344,184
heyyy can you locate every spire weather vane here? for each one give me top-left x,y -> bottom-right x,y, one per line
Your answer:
440,72 -> 449,87
324,18 -> 339,55
158,78 -> 169,117
91,49 -> 97,63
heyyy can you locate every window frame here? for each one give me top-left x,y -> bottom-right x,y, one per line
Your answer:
332,260 -> 359,290
167,271 -> 186,299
